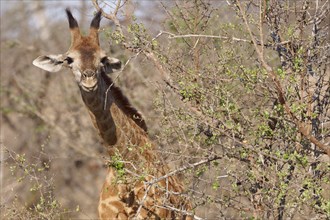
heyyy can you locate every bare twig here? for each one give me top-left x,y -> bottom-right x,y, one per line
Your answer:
103,53 -> 140,110
135,184 -> 152,218
154,205 -> 203,220
161,31 -> 252,43
147,155 -> 221,186
160,31 -> 291,46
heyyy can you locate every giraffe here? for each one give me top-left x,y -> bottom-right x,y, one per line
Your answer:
33,9 -> 192,219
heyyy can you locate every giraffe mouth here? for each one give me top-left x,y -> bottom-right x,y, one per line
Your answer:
80,70 -> 98,91
81,80 -> 98,91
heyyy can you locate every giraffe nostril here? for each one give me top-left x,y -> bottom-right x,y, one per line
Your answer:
83,69 -> 95,77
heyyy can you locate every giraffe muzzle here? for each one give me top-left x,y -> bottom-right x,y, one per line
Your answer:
80,69 -> 98,91
82,69 -> 95,78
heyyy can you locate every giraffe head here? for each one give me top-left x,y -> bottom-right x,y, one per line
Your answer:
33,9 -> 121,91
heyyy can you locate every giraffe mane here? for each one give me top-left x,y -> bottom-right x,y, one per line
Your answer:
100,71 -> 148,132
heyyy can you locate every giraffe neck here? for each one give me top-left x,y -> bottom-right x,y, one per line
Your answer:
79,72 -> 149,155
80,73 -> 118,146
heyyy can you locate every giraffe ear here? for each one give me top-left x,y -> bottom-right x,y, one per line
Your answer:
33,54 -> 65,72
101,57 -> 122,73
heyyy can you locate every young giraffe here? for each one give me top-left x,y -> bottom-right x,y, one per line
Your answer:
33,9 -> 192,219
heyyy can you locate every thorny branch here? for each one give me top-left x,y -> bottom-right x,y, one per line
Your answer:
147,155 -> 221,186
103,53 -> 139,110
134,184 -> 152,218
161,31 -> 253,43
159,31 -> 292,48
134,155 -> 220,219
235,1 -> 330,156
154,205 -> 203,220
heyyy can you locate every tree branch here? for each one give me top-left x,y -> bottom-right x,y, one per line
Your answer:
147,155 -> 221,186
160,31 -> 291,47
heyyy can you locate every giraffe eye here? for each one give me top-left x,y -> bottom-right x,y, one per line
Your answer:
65,57 -> 74,64
100,57 -> 108,65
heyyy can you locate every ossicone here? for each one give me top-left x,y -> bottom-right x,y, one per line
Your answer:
89,11 -> 102,45
65,8 -> 79,29
90,11 -> 102,29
